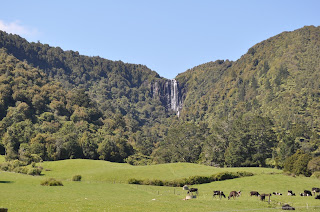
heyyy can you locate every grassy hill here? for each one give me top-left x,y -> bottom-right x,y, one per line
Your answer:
1,156 -> 320,211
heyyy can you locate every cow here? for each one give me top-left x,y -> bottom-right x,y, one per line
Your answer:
250,191 -> 260,196
288,190 -> 296,196
228,191 -> 241,200
315,195 -> 320,199
213,190 -> 226,199
188,188 -> 198,195
260,193 -> 271,201
312,187 -> 320,196
272,192 -> 282,196
300,190 -> 312,196
282,204 -> 295,210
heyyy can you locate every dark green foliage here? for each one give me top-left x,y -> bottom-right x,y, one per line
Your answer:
308,156 -> 320,173
127,178 -> 142,184
0,160 -> 42,175
127,171 -> 254,187
153,123 -> 204,163
224,115 -> 277,167
40,178 -> 63,186
125,153 -> 153,165
284,150 -> 312,176
72,175 -> 82,181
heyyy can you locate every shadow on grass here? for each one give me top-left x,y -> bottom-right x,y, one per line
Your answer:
0,181 -> 14,183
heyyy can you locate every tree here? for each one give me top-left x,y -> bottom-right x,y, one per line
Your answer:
284,150 -> 312,176
308,156 -> 320,173
225,115 -> 277,167
153,123 -> 203,163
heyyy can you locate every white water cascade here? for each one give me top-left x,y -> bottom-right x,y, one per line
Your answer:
170,79 -> 180,116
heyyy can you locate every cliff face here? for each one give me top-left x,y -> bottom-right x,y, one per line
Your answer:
149,79 -> 183,116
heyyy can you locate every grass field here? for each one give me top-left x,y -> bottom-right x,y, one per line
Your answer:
1,155 -> 320,211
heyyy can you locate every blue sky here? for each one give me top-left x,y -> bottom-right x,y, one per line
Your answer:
1,0 -> 319,79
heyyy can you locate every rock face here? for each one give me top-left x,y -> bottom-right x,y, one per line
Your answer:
149,79 -> 183,116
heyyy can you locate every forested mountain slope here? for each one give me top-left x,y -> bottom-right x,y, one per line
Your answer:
0,26 -> 320,171
178,26 -> 320,133
172,25 -> 320,167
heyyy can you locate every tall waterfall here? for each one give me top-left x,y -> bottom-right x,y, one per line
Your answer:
149,78 -> 182,116
170,79 -> 180,116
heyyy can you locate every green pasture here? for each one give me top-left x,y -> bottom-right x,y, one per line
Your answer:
1,156 -> 320,211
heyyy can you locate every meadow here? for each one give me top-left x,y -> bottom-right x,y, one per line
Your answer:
1,156 -> 320,211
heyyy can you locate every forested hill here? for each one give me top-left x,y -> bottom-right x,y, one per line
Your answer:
0,30 -> 180,163
1,26 -> 320,172
177,25 -> 320,133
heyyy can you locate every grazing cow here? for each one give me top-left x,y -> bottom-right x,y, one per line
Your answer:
188,188 -> 198,195
315,195 -> 320,199
272,192 -> 282,196
213,190 -> 226,199
250,191 -> 260,196
260,193 -> 271,201
312,187 -> 320,195
288,190 -> 296,196
282,204 -> 295,210
228,191 -> 241,200
300,190 -> 312,196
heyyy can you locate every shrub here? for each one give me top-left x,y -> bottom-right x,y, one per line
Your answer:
72,175 -> 82,181
236,171 -> 254,177
213,172 -> 235,181
41,178 -> 63,186
311,171 -> 320,179
128,178 -> 142,184
186,176 -> 211,185
28,168 -> 42,176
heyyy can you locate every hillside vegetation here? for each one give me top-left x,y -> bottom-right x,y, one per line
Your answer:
0,26 -> 320,172
174,25 -> 320,167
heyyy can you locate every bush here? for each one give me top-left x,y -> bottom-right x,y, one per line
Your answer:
0,160 -> 42,175
186,176 -> 211,185
72,175 -> 82,181
128,178 -> 142,184
213,172 -> 235,181
41,178 -> 63,186
28,168 -> 42,176
311,171 -> 320,179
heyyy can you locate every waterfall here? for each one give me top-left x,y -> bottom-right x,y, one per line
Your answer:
170,79 -> 180,116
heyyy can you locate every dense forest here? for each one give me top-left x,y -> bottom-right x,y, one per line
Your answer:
0,26 -> 320,174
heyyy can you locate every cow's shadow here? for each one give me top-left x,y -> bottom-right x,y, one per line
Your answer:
0,181 -> 13,183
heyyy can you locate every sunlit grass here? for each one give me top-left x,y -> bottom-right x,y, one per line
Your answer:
0,157 -> 320,211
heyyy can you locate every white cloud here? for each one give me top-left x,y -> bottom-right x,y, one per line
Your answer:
0,20 -> 38,37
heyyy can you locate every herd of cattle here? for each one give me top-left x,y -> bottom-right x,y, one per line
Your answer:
185,187 -> 320,209
186,187 -> 320,199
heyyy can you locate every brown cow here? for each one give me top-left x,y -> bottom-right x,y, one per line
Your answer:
260,193 -> 271,201
250,191 -> 260,196
228,191 -> 241,200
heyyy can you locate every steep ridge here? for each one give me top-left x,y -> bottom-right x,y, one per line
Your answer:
177,25 -> 320,135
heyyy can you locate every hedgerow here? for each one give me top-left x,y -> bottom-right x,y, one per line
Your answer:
128,171 -> 253,187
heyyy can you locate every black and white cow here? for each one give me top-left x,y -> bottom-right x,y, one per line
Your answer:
312,187 -> 320,196
300,190 -> 312,196
288,190 -> 296,196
